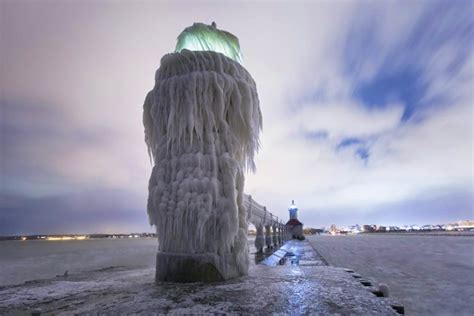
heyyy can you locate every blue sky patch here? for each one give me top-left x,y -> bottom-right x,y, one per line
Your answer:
337,137 -> 364,150
343,0 -> 472,121
355,147 -> 370,162
353,68 -> 427,121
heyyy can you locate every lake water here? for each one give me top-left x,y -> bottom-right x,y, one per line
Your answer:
307,234 -> 474,315
0,238 -> 158,286
0,237 -> 260,286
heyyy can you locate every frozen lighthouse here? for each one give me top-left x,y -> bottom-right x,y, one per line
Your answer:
143,23 -> 262,282
285,200 -> 304,240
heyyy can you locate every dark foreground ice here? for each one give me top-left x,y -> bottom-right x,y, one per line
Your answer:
307,234 -> 474,316
0,240 -> 399,315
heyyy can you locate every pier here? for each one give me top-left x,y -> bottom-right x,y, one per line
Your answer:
0,238 -> 403,315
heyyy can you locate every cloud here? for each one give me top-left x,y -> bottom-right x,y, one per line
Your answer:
295,101 -> 404,139
0,1 -> 472,233
246,0 -> 473,226
0,190 -> 147,235
1,99 -> 149,197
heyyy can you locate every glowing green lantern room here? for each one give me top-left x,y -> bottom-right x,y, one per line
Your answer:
175,22 -> 243,64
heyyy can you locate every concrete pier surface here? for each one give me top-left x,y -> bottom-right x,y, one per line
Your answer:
0,240 -> 400,315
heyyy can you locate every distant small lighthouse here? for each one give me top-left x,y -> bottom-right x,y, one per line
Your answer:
285,200 -> 304,240
289,200 -> 298,219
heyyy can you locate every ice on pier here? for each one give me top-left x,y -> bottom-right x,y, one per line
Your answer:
143,23 -> 261,281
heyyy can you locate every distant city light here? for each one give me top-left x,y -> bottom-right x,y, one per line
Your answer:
46,235 -> 88,241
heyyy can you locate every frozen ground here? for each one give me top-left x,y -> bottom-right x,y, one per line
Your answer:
0,239 -> 399,315
307,234 -> 474,315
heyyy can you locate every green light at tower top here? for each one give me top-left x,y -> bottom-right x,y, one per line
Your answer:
175,22 -> 244,64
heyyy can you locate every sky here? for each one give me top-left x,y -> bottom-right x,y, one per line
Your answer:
1,0 -> 473,235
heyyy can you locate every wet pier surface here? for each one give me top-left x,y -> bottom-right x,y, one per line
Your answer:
0,240 -> 401,315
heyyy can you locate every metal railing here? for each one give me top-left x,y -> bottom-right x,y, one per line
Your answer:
243,194 -> 283,227
243,194 -> 289,251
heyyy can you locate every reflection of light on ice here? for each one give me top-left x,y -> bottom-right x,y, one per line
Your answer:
290,267 -> 303,276
46,236 -> 88,241
287,275 -> 309,313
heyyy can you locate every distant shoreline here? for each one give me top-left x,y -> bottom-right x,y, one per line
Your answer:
0,234 -> 157,241
2,231 -> 473,242
346,231 -> 474,237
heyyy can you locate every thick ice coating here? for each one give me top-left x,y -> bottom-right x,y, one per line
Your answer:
143,49 -> 261,281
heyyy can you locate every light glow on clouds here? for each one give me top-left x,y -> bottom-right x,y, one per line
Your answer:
0,1 -> 472,234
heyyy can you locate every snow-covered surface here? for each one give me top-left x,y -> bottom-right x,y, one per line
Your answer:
143,49 -> 262,279
307,234 -> 474,315
0,240 -> 398,315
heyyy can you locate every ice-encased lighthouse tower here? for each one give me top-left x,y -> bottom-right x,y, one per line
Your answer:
143,23 -> 262,282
